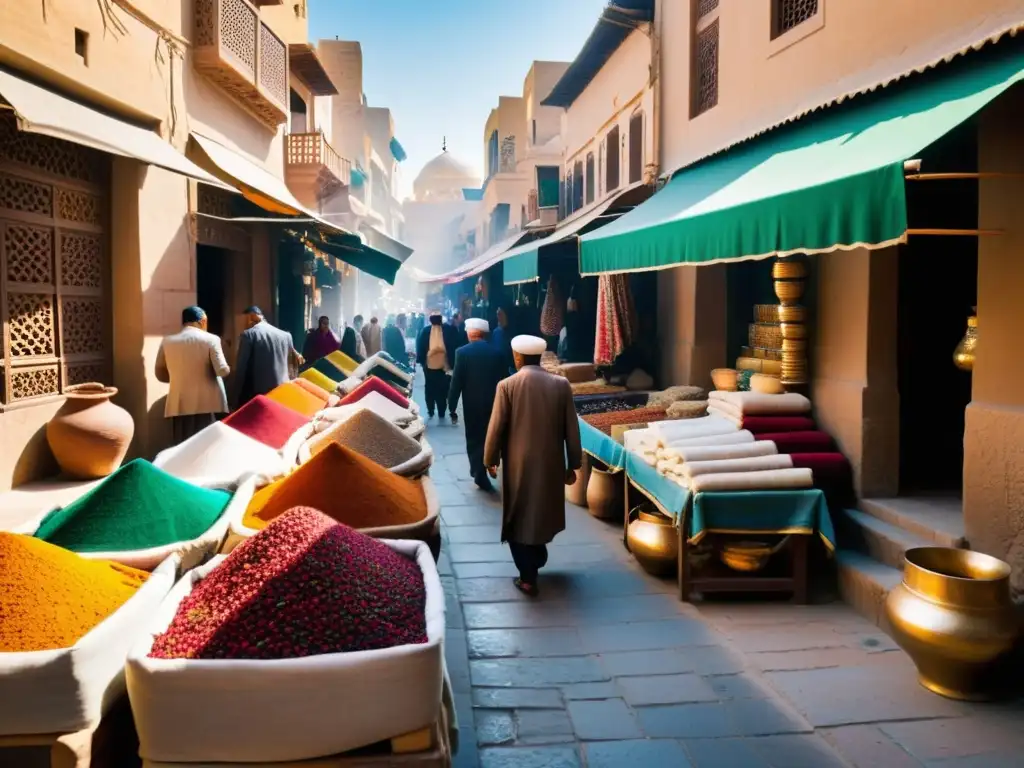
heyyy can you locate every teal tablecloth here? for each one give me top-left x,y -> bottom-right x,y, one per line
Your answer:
578,418 -> 625,471
624,449 -> 690,521
690,489 -> 836,550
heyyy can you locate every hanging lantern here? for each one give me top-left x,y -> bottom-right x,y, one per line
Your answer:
953,308 -> 977,372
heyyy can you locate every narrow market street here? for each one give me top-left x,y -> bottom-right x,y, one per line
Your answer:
423,390 -> 1024,768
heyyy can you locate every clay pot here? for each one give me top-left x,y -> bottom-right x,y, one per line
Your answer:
884,547 -> 1020,700
565,453 -> 591,507
586,464 -> 622,520
46,383 -> 134,480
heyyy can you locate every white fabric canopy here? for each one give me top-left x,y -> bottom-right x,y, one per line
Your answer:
0,70 -> 227,187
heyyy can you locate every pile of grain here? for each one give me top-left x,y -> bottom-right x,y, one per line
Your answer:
307,409 -> 421,470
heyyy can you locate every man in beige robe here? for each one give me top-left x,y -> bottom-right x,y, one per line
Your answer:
484,335 -> 582,596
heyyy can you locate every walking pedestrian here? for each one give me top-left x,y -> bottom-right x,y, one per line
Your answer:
361,315 -> 383,356
302,315 -> 340,364
155,306 -> 230,445
484,335 -> 582,596
383,314 -> 407,362
232,306 -> 302,408
491,306 -> 514,374
340,324 -> 364,363
352,315 -> 368,358
416,310 -> 459,422
448,318 -> 507,491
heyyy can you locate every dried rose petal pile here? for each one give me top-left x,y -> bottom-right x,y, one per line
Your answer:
149,507 -> 427,660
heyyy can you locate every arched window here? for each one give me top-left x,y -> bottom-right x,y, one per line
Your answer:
585,152 -> 595,204
605,125 -> 620,192
572,159 -> 584,213
290,88 -> 307,133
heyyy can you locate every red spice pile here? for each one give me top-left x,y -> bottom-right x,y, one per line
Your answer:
222,395 -> 309,450
149,508 -> 427,660
581,405 -> 670,435
339,375 -> 410,410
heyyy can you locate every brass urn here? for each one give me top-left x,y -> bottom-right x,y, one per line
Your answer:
626,506 -> 677,576
953,310 -> 977,372
884,547 -> 1020,700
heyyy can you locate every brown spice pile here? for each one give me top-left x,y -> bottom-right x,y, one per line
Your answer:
582,406 -> 670,435
311,409 -> 421,469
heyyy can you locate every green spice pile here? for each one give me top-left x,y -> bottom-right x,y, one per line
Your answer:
149,507 -> 428,660
34,459 -> 230,553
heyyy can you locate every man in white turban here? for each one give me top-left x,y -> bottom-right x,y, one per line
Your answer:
484,335 -> 582,596
448,318 -> 507,491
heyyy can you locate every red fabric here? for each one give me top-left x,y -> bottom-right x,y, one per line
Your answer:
339,375 -> 410,409
594,274 -> 637,366
743,416 -> 816,434
758,431 -> 834,454
790,452 -> 851,479
222,395 -> 309,450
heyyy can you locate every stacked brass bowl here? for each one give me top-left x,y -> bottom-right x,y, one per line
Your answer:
773,258 -> 808,385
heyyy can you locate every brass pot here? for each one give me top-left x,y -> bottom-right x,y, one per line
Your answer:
884,547 -> 1020,701
774,279 -> 805,304
720,541 -> 775,572
586,466 -> 622,520
566,454 -> 591,507
627,507 -> 677,576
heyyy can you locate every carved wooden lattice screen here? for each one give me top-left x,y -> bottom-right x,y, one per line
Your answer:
0,114 -> 111,407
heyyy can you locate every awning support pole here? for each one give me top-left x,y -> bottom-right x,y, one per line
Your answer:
906,228 -> 1004,236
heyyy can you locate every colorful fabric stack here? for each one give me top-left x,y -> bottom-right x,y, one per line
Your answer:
222,395 -> 309,450
326,350 -> 359,377
291,377 -> 340,407
309,356 -> 347,382
339,376 -> 410,410
242,443 -> 428,532
34,460 -> 231,553
299,367 -> 339,394
150,508 -> 427,660
266,381 -> 328,418
594,274 -> 637,366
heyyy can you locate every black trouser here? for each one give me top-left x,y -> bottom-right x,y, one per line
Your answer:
423,368 -> 452,416
509,542 -> 549,584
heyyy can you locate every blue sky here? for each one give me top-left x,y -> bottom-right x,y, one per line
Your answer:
308,0 -> 607,199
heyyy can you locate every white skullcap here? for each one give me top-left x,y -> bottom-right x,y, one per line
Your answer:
465,318 -> 490,333
511,335 -> 546,355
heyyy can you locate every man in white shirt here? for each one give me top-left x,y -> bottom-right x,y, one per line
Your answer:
155,306 -> 230,444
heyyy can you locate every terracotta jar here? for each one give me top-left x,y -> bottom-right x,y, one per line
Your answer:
46,383 -> 134,480
565,453 -> 591,507
585,464 -> 622,520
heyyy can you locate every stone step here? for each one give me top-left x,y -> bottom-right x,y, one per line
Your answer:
858,497 -> 967,549
838,508 -> 934,570
836,549 -> 903,631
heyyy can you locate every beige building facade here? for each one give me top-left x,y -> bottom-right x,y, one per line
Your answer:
0,0 -> 330,491
650,0 -> 1024,597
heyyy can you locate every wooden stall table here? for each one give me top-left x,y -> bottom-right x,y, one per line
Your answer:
678,489 -> 835,604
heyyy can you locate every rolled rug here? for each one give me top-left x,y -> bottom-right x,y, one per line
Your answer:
707,391 -> 812,415
757,431 -> 834,454
662,430 -> 755,449
741,416 -> 816,434
669,441 -> 778,463
647,414 -> 738,441
683,454 -> 793,478
689,467 -> 813,493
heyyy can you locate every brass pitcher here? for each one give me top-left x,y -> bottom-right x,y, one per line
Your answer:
884,547 -> 1019,700
953,309 -> 977,372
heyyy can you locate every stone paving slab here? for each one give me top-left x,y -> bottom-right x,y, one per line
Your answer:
421,390 -> 1024,768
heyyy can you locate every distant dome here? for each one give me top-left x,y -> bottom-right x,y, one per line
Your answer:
413,150 -> 481,202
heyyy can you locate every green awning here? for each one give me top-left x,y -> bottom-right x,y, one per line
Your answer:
289,230 -> 403,285
504,250 -> 539,285
580,45 -> 1024,275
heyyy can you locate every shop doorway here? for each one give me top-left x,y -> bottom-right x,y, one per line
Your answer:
196,244 -> 228,339
897,123 -> 978,495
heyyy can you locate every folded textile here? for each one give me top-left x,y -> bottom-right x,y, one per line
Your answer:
789,452 -> 851,478
683,454 -> 794,478
689,467 -> 813,493
623,428 -> 656,452
758,431 -> 834,454
647,415 -> 738,441
707,391 -> 812,415
663,430 -> 755,449
706,404 -> 742,427
670,441 -> 778,463
742,416 -> 816,434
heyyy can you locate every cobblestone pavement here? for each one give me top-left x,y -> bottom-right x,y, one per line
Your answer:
422,396 -> 1024,768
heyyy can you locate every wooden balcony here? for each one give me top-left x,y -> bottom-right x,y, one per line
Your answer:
284,132 -> 351,208
193,0 -> 288,128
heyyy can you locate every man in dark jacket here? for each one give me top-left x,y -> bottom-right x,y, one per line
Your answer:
382,314 -> 407,364
232,306 -> 302,408
448,318 -> 507,491
416,311 -> 461,421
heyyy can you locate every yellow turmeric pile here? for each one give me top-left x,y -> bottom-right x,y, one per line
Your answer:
0,533 -> 149,652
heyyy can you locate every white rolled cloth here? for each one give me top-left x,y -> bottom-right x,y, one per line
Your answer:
669,441 -> 778,463
707,403 -> 743,427
662,430 -> 755,449
623,428 -> 656,452
647,415 -> 738,441
707,391 -> 812,415
689,467 -> 813,493
683,454 -> 794,478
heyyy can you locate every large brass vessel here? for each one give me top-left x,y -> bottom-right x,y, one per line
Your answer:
626,506 -> 678,576
884,547 -> 1019,700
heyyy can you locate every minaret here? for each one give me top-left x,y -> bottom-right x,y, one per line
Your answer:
442,136 -> 447,153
